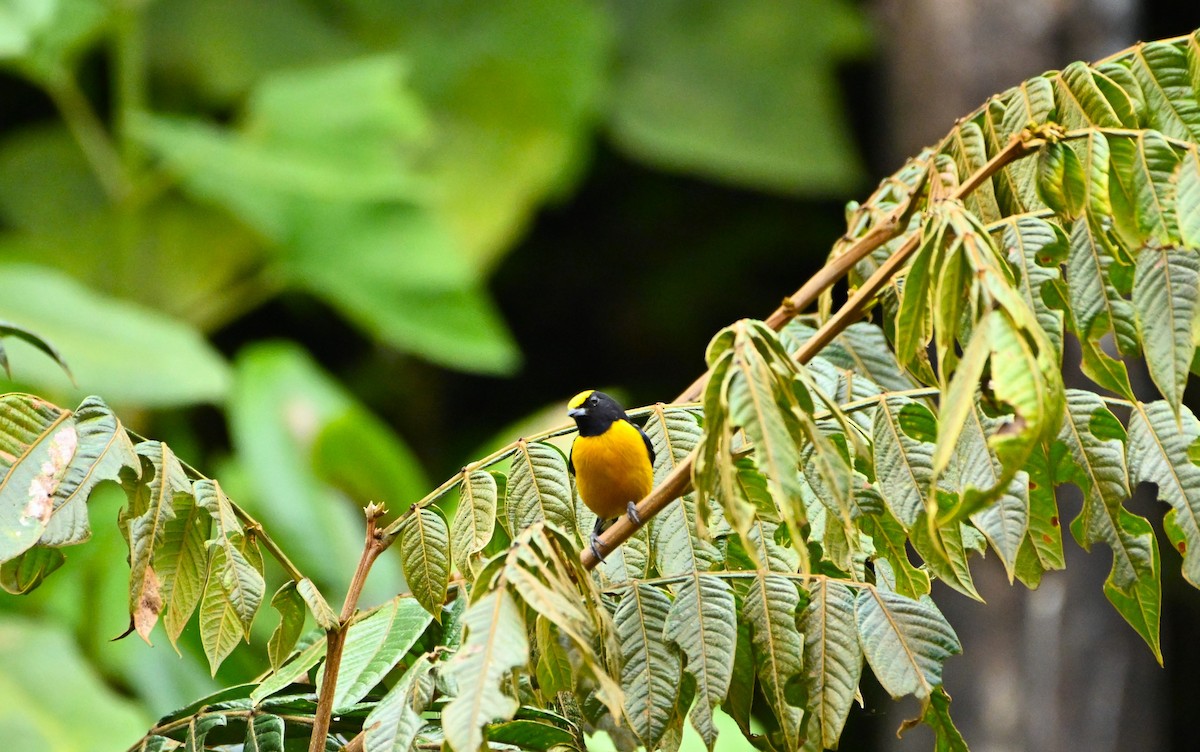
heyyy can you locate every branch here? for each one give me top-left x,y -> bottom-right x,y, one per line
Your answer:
582,128 -> 1042,571
308,503 -> 393,752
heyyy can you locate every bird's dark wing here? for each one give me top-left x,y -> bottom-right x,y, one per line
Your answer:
568,439 -> 575,475
635,420 -> 656,466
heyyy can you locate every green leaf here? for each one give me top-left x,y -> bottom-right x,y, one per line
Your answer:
1108,130 -> 1181,252
0,545 -> 64,594
0,265 -> 229,407
267,582 -> 306,670
184,713 -> 226,752
858,498 -> 931,599
325,596 -> 434,713
1061,391 -> 1154,593
607,0 -> 870,193
250,637 -> 327,704
1130,41 -> 1200,141
615,584 -> 680,750
507,440 -> 575,537
999,215 -> 1068,359
39,396 -> 137,549
800,578 -> 863,749
914,686 -> 969,751
198,531 -> 264,675
742,573 -> 805,749
1103,512 -> 1163,664
664,574 -> 736,751
0,319 -> 72,382
243,713 -> 285,752
1132,247 -> 1200,418
398,507 -> 451,620
534,613 -> 573,697
1037,141 -> 1087,219
297,578 -> 339,631
158,476 -> 212,646
363,654 -> 436,752
1054,61 -> 1134,129
1013,443 -> 1066,588
123,441 -> 193,643
784,321 -> 916,394
855,587 -> 961,700
909,511 -> 980,601
452,469 -> 497,577
0,616 -> 151,750
1127,401 -> 1200,588
645,405 -> 715,577
1066,217 -> 1136,397
0,394 -> 73,562
442,587 -> 530,752
872,395 -> 935,529
1178,149 -> 1200,248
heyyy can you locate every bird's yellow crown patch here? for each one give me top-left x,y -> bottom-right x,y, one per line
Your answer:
568,389 -> 595,410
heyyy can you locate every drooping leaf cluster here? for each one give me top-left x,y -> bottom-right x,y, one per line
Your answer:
4,29 -> 1200,752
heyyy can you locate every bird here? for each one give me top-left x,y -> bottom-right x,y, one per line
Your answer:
567,390 -> 656,561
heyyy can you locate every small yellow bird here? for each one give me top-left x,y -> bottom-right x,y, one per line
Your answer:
567,390 -> 655,560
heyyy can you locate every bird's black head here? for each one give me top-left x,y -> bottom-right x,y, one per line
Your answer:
567,390 -> 628,437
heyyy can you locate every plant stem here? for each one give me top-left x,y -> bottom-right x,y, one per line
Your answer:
581,129 -> 1042,571
308,504 -> 392,752
45,76 -> 129,201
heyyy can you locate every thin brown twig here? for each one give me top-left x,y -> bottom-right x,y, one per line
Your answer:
308,504 -> 393,752
582,129 -> 1041,571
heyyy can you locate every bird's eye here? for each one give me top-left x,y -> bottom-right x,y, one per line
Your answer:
589,396 -> 598,406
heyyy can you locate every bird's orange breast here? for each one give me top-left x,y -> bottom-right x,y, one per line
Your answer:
571,419 -> 654,520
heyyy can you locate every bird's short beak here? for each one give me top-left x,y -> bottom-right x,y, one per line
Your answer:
568,407 -> 587,419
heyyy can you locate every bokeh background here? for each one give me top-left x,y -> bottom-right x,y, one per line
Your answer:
1,1 -> 1199,750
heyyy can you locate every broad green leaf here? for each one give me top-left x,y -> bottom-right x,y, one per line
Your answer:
1108,130 -> 1181,252
665,574 -> 736,751
0,545 -> 64,594
0,394 -> 74,562
534,614 -> 573,697
910,512 -> 981,601
1037,141 -> 1087,219
1130,41 -> 1200,141
1054,61 -> 1133,129
507,440 -> 574,537
266,582 -> 306,670
325,596 -> 434,713
742,574 -> 805,750
606,0 -> 869,194
651,406 -> 719,576
195,482 -> 264,640
442,588 -> 529,752
872,395 -> 935,529
800,578 -> 863,749
39,396 -> 137,549
243,713 -> 285,752
999,215 -> 1068,358
487,717 -> 578,750
1132,247 -> 1200,418
0,319 -> 72,382
615,584 -> 680,750
858,499 -> 931,599
451,469 -> 497,577
250,637 -> 327,704
363,655 -> 436,752
198,532 -> 264,675
949,121 -> 1000,223
855,587 -> 961,700
1066,217 -> 1136,397
1127,401 -> 1200,588
1061,391 -> 1153,592
296,578 -> 338,631
184,714 -> 226,752
1013,443 -> 1066,589
398,507 -> 451,619
990,77 -> 1055,215
1102,511 -> 1163,664
914,686 -> 969,752
1178,149 -> 1200,247
0,265 -> 229,407
158,478 -> 211,646
783,321 -> 916,394
123,442 -> 193,643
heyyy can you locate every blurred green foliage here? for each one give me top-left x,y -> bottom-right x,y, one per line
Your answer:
0,0 -> 869,748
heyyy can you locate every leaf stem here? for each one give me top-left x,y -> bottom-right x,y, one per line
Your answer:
308,504 -> 393,752
44,76 -> 130,201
